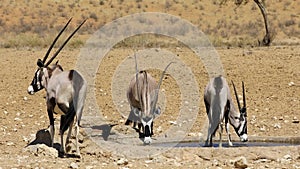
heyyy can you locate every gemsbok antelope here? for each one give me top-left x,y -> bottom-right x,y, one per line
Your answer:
204,76 -> 248,147
27,18 -> 87,157
126,54 -> 173,144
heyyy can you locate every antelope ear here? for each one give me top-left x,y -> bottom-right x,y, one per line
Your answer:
154,107 -> 161,119
133,108 -> 141,117
37,59 -> 44,67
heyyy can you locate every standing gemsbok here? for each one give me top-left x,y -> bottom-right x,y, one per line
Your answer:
126,54 -> 173,144
27,18 -> 87,157
204,76 -> 248,147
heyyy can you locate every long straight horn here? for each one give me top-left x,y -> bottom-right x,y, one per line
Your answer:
134,52 -> 142,109
151,62 -> 174,113
232,80 -> 241,111
45,19 -> 87,67
242,81 -> 246,108
43,18 -> 72,63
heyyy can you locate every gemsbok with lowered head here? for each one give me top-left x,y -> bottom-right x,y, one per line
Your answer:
27,18 -> 87,157
204,75 -> 248,147
125,54 -> 173,144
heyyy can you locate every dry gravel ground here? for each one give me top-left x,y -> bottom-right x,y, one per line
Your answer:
0,45 -> 299,168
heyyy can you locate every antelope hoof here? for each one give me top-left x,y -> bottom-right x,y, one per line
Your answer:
240,134 -> 248,142
204,141 -> 212,147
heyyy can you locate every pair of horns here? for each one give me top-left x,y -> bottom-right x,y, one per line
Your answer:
232,81 -> 246,113
40,18 -> 86,67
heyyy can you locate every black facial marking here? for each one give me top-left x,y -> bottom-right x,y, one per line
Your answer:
144,125 -> 151,137
30,68 -> 44,92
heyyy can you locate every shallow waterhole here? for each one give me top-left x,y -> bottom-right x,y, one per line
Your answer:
151,137 -> 300,148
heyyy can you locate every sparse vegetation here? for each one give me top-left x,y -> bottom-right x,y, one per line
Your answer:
0,0 -> 298,48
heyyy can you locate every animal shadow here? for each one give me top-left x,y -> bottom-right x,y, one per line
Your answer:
90,124 -> 117,141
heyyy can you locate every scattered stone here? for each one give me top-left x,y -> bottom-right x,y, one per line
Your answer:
7,142 -> 14,146
14,117 -> 22,121
169,121 -> 177,125
292,117 -> 299,123
233,156 -> 248,169
117,158 -> 128,165
24,144 -> 58,158
283,154 -> 292,161
288,82 -> 295,86
260,126 -> 266,132
144,160 -> 152,164
156,126 -> 162,133
212,159 -> 219,166
23,96 -> 28,101
274,123 -> 281,129
70,162 -> 79,169
3,110 -> 8,115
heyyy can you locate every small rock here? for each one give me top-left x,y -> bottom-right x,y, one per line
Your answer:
292,117 -> 299,123
260,126 -> 266,131
212,159 -> 219,166
283,154 -> 292,160
254,158 -> 270,163
23,96 -> 28,101
7,142 -> 14,146
14,117 -> 22,121
169,121 -> 177,125
70,162 -> 79,169
233,156 -> 248,169
156,126 -> 162,133
145,160 -> 152,164
117,158 -> 128,165
3,110 -> 8,115
288,82 -> 295,86
274,124 -> 281,129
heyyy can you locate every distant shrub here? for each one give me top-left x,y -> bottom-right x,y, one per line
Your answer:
284,19 -> 295,27
89,12 -> 98,21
